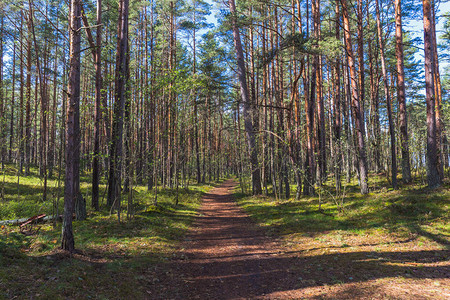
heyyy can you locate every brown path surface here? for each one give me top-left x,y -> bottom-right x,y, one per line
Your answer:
148,179 -> 301,299
173,179 -> 291,299
147,180 -> 449,299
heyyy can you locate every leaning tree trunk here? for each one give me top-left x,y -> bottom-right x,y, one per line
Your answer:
229,0 -> 262,195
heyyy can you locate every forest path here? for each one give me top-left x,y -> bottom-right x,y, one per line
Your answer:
147,179 -> 449,299
149,179 -> 304,299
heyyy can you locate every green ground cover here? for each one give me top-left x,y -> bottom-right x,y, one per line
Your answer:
235,174 -> 449,248
0,165 -> 216,299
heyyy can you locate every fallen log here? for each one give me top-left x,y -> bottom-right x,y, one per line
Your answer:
0,217 -> 28,226
0,214 -> 62,226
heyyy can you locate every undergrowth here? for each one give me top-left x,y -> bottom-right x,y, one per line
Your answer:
234,174 -> 449,249
0,164 -> 218,299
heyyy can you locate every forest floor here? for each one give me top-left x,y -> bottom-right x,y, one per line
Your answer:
1,177 -> 449,299
0,166 -> 214,299
145,179 -> 449,299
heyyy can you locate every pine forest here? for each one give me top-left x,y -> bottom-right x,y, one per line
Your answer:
0,0 -> 449,298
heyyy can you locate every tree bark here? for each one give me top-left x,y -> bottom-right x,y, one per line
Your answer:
62,0 -> 82,252
24,11 -> 32,175
0,11 -> 4,169
9,41 -> 15,162
107,0 -> 130,218
340,0 -> 368,194
313,0 -> 326,184
229,0 -> 262,195
376,0 -> 397,189
431,0 -> 445,179
92,0 -> 103,210
423,0 -> 440,188
333,1 -> 342,193
395,0 -> 412,183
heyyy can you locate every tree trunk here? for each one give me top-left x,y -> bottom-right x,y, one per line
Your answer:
229,0 -> 262,195
107,0 -> 130,219
62,0 -> 82,252
9,42 -> 15,162
395,0 -> 412,183
431,0 -> 445,179
0,11 -> 4,169
312,0 -> 326,184
333,1 -> 342,193
18,12 -> 25,174
376,0 -> 397,189
92,0 -> 102,211
341,0 -> 368,194
423,0 -> 440,188
24,11 -> 32,175
48,21 -> 59,179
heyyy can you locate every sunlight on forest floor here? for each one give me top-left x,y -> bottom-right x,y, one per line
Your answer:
234,175 -> 449,299
0,169 -> 448,299
0,164 -> 218,298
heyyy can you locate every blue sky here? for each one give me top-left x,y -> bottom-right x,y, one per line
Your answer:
202,0 -> 449,89
407,1 -> 450,72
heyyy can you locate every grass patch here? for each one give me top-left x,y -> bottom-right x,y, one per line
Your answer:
0,164 -> 216,299
233,175 -> 449,297
234,174 -> 449,250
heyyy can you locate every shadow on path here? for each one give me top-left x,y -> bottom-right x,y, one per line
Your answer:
147,180 -> 450,299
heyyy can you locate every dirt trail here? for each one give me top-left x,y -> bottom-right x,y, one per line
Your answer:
173,179 -> 289,298
148,180 -> 449,299
149,179 -> 299,299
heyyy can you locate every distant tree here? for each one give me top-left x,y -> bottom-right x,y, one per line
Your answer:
179,0 -> 211,184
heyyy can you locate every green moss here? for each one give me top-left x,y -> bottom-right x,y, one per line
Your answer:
0,164 -> 214,299
234,174 -> 449,245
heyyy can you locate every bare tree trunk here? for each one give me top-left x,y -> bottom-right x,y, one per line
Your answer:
92,0 -> 103,210
107,0 -> 130,219
341,0 -> 368,194
357,0 -> 365,141
9,42 -> 16,162
312,0 -> 326,184
395,0 -> 412,183
376,0 -> 397,189
0,11 -> 4,170
423,0 -> 440,188
28,0 -> 49,202
18,12 -> 25,174
48,20 -> 59,178
229,0 -> 262,195
24,11 -> 32,175
333,1 -> 342,193
62,0 -> 82,252
431,0 -> 445,179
